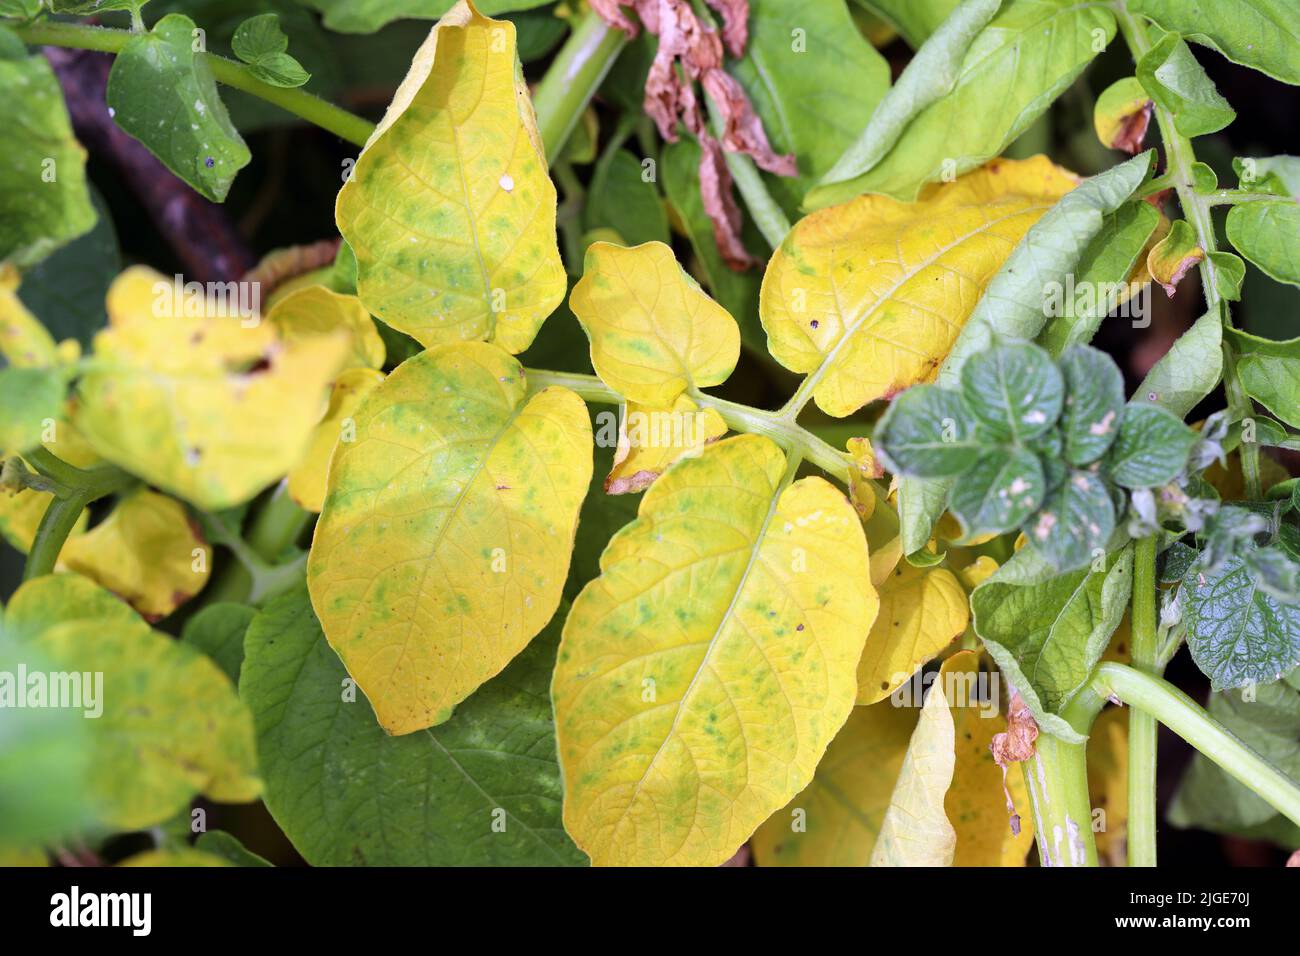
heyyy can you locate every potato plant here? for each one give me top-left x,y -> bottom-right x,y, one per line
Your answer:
1,0 -> 1299,870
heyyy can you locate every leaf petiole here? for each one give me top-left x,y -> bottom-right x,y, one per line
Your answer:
21,447 -> 135,581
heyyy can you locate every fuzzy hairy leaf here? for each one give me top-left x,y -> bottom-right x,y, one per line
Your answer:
973,545 -> 1133,741
553,435 -> 876,866
762,157 -> 1078,417
1059,345 -> 1125,466
960,342 -> 1063,442
336,2 -> 564,352
307,342 -> 592,735
1222,328 -> 1300,428
1134,308 -> 1223,417
1108,403 -> 1198,488
1129,0 -> 1300,85
1136,33 -> 1236,138
241,585 -> 584,865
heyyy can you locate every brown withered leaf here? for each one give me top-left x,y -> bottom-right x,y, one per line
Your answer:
705,0 -> 748,56
590,0 -> 639,35
989,691 -> 1040,837
701,69 -> 797,177
698,133 -> 757,269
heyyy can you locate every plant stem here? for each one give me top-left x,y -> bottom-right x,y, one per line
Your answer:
1022,731 -> 1100,867
703,95 -> 792,250
1114,2 -> 1261,497
13,21 -> 375,147
1093,662 -> 1300,829
525,368 -> 851,483
532,10 -> 626,164
1127,534 -> 1160,866
21,448 -> 135,580
244,481 -> 310,563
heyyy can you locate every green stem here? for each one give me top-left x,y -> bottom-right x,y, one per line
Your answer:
1128,534 -> 1160,866
532,10 -> 626,164
1022,731 -> 1100,867
703,95 -> 791,250
1093,663 -> 1300,829
21,448 -> 135,581
1115,3 -> 1260,497
244,481 -> 310,563
14,21 -> 375,147
525,368 -> 851,483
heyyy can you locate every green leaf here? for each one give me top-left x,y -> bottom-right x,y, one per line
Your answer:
106,14 -> 251,203
1169,681 -> 1300,840
0,0 -> 42,21
959,342 -> 1063,442
1183,553 -> 1300,689
1134,308 -> 1223,417
301,0 -> 552,33
948,447 -> 1046,537
5,574 -> 260,830
1028,469 -> 1116,571
1059,345 -> 1125,465
810,0 -> 1000,210
1209,250 -> 1247,301
1226,200 -> 1300,287
582,150 -> 668,249
730,0 -> 890,205
816,0 -> 1116,201
240,585 -> 585,865
180,602 -> 256,685
0,366 -> 64,457
306,342 -> 592,735
1038,201 -> 1162,356
1136,33 -> 1236,138
1129,0 -> 1300,86
874,384 -> 981,478
193,830 -> 272,867
1107,403 -> 1198,488
1235,154 -> 1300,197
16,187 -> 119,349
232,13 -> 310,88
1223,327 -> 1300,428
899,151 -> 1154,552
0,48 -> 96,267
972,544 -> 1133,741
0,630 -> 90,845
850,0 -> 962,48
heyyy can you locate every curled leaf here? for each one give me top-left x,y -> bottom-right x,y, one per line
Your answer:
605,396 -> 727,495
1094,77 -> 1154,154
1146,219 -> 1205,296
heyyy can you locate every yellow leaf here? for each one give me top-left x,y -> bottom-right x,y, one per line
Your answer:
335,1 -> 564,353
0,846 -> 46,866
1146,219 -> 1204,297
943,651 -> 1034,866
287,367 -> 386,512
266,284 -> 385,370
0,265 -> 57,368
74,266 -> 349,510
1087,706 -> 1129,865
751,701 -> 916,866
846,436 -> 884,521
870,667 -> 957,866
760,156 -> 1078,417
307,342 -> 592,735
570,241 -> 741,407
553,434 -> 876,866
954,554 -> 999,591
60,489 -> 211,621
856,561 -> 968,704
5,574 -> 260,830
605,395 -> 727,494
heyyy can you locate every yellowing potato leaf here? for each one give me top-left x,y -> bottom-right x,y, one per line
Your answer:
287,367 -> 386,512
943,651 -> 1034,866
870,669 -> 957,866
605,395 -> 726,495
857,561 -> 968,704
0,267 -> 58,368
60,489 -> 210,621
266,284 -> 385,370
335,1 -> 564,353
570,241 -> 741,407
760,157 -> 1078,417
1087,706 -> 1129,865
4,574 -> 259,830
307,342 -> 591,735
553,434 -> 876,866
73,266 -> 348,510
751,701 -> 917,866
